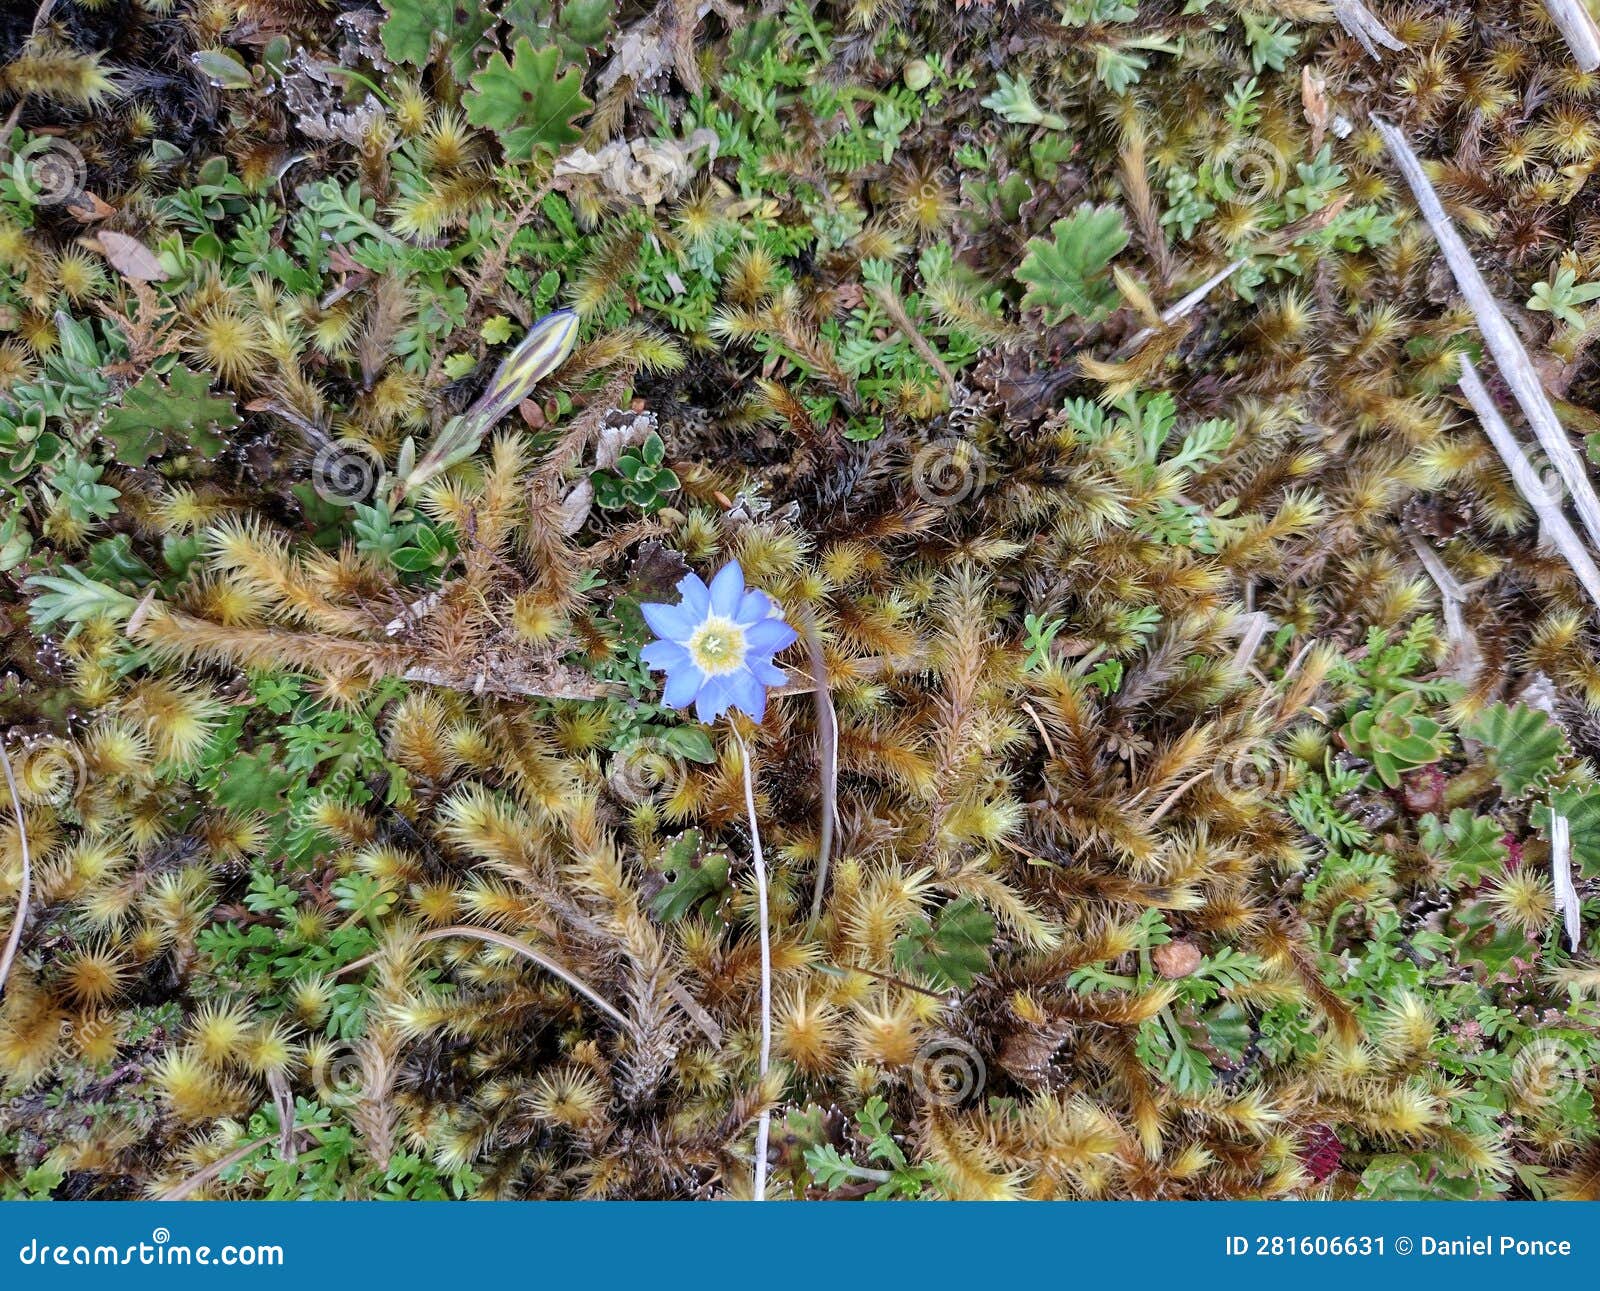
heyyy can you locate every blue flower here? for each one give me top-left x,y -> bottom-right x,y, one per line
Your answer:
639,561 -> 798,723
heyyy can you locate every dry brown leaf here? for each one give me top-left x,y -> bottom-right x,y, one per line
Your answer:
97,230 -> 165,282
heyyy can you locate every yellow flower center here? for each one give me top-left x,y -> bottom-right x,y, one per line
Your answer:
687,616 -> 747,676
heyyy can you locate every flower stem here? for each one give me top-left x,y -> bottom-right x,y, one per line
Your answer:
735,730 -> 773,1201
0,736 -> 32,1001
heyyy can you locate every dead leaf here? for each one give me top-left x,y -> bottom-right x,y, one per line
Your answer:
68,191 -> 115,222
97,230 -> 166,282
1301,66 -> 1329,153
1153,939 -> 1203,979
558,478 -> 593,535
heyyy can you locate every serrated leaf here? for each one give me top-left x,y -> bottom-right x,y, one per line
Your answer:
1419,809 -> 1508,886
101,365 -> 241,465
504,0 -> 614,65
1461,703 -> 1570,799
647,830 -> 731,924
379,0 -> 495,81
1014,204 -> 1129,324
891,897 -> 995,991
465,40 -> 592,160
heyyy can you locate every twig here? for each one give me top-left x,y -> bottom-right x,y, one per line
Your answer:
158,1127 -> 324,1201
868,281 -> 956,398
1405,532 -> 1466,646
1459,356 -> 1600,613
817,960 -> 949,1001
1117,257 -> 1248,357
1331,0 -> 1404,59
0,737 -> 32,1000
334,924 -> 627,1026
1374,115 -> 1600,560
1229,609 -> 1275,673
735,731 -> 773,1201
1144,767 -> 1213,828
1545,0 -> 1600,73
1551,812 -> 1581,952
802,616 -> 839,928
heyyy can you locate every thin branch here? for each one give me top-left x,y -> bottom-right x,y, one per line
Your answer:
1116,257 -> 1247,357
1331,0 -> 1404,59
1546,0 -> 1600,73
158,1127 -> 324,1201
801,615 -> 839,928
0,737 -> 32,999
1405,531 -> 1466,643
1551,812 -> 1582,952
869,281 -> 956,398
1459,356 -> 1600,614
735,732 -> 773,1201
1374,115 -> 1600,560
1143,767 -> 1213,828
335,925 -> 627,1027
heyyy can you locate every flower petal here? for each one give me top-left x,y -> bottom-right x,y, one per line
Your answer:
641,599 -> 697,643
694,673 -> 735,723
728,670 -> 767,721
640,639 -> 689,671
708,561 -> 745,617
736,588 -> 773,624
675,572 -> 711,618
661,661 -> 704,709
749,659 -> 788,688
744,617 -> 797,654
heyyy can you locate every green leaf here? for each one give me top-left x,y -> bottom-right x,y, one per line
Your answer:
1461,703 -> 1569,799
24,569 -> 137,636
1014,204 -> 1129,324
464,40 -> 592,160
661,725 -> 716,764
891,897 -> 995,991
647,829 -> 732,924
379,0 -> 495,81
1419,810 -> 1508,886
504,0 -> 614,65
1534,786 -> 1600,879
101,365 -> 241,465
190,48 -> 255,91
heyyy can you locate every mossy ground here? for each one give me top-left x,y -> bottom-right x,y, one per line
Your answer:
1,0 -> 1599,1200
